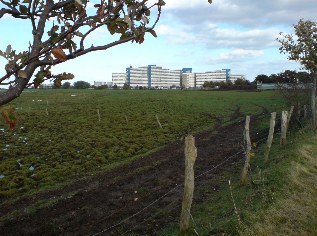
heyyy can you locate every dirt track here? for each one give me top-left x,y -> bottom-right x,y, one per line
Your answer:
0,110 -> 267,235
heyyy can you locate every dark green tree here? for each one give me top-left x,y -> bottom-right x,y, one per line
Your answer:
278,19 -> 317,129
122,83 -> 130,90
254,74 -> 270,83
62,81 -> 71,89
73,80 -> 90,89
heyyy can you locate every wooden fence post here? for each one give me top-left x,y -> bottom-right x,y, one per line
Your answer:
287,106 -> 294,130
45,107 -> 49,116
156,115 -> 163,129
297,102 -> 301,119
264,112 -> 276,162
180,135 -> 197,234
125,115 -> 129,124
241,116 -> 252,185
280,111 -> 288,146
97,109 -> 101,122
304,105 -> 307,119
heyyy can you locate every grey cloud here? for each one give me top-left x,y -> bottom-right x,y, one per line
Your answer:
205,26 -> 280,49
156,23 -> 280,50
206,49 -> 264,64
163,0 -> 317,28
201,59 -> 301,81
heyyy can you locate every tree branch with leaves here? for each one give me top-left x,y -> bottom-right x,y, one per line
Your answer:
0,0 -> 212,129
278,19 -> 317,129
0,0 -> 167,106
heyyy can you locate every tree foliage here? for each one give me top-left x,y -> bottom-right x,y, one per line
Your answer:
255,70 -> 311,84
0,105 -> 16,129
255,70 -> 312,109
62,81 -> 71,89
73,80 -> 90,89
278,19 -> 317,73
0,0 -> 212,128
122,82 -> 130,90
0,0 -> 167,105
203,79 -> 254,90
278,19 -> 317,129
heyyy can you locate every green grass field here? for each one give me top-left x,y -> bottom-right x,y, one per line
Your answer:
160,124 -> 317,236
0,89 -> 286,198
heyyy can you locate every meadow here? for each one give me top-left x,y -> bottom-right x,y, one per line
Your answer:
0,89 -> 286,198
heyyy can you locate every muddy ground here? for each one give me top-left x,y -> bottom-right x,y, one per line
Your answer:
0,110 -> 268,236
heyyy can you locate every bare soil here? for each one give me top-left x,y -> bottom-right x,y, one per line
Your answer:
0,110 -> 267,236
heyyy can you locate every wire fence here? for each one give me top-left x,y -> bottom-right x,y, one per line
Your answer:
90,105 -> 308,236
2,102 -> 309,235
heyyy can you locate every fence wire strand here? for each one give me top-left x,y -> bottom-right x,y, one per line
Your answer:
92,107 -> 309,235
12,105 -> 305,236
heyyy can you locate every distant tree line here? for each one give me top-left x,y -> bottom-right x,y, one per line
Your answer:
254,70 -> 312,84
203,78 -> 256,90
38,70 -> 312,91
39,80 -> 91,89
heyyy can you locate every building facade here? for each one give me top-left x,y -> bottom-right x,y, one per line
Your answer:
113,66 -> 245,89
150,65 -> 181,88
125,65 -> 181,89
126,66 -> 148,88
229,74 -> 245,82
181,68 -> 196,88
195,69 -> 230,87
94,81 -> 113,87
112,73 -> 127,87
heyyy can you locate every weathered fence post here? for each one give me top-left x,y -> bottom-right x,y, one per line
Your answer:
180,135 -> 197,234
280,111 -> 288,146
97,109 -> 101,122
156,115 -> 163,129
304,105 -> 307,119
297,102 -> 301,119
125,115 -> 129,124
287,106 -> 294,130
264,112 -> 276,162
241,115 -> 252,185
45,107 -> 49,116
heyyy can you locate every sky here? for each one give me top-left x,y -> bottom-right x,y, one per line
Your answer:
0,0 -> 317,86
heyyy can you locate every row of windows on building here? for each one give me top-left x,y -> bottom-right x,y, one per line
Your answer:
96,65 -> 245,89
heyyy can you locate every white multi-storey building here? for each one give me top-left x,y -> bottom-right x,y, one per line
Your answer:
94,81 -> 113,87
112,73 -> 127,87
150,66 -> 181,88
195,69 -> 229,87
124,65 -> 181,88
229,74 -> 245,82
113,66 -> 245,89
126,66 -> 148,87
182,73 -> 196,88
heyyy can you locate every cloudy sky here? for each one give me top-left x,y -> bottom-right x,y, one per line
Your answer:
0,0 -> 317,85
